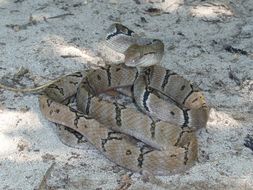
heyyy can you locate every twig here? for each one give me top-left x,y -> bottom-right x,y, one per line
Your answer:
224,45 -> 248,56
35,4 -> 49,11
47,13 -> 74,19
228,66 -> 241,86
61,55 -> 81,58
0,76 -> 64,93
38,162 -> 55,190
6,15 -> 37,32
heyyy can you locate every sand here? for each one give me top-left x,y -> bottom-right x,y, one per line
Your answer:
0,0 -> 253,189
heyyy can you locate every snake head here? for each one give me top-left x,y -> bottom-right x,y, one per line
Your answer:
106,23 -> 136,40
124,39 -> 164,67
124,44 -> 142,66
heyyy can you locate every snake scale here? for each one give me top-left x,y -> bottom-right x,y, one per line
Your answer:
4,24 -> 210,175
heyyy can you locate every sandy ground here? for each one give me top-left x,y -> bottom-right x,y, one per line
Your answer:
0,0 -> 253,189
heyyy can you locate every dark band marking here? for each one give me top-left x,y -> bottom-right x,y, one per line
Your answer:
77,80 -> 94,115
107,66 -> 112,87
48,84 -> 64,96
46,99 -> 53,107
183,142 -> 191,165
69,72 -> 84,78
106,24 -> 134,40
144,68 -> 151,85
132,95 -> 146,114
63,126 -> 87,143
150,119 -> 158,139
182,110 -> 190,128
114,103 -> 126,127
148,86 -> 183,109
175,132 -> 185,146
63,94 -> 77,106
137,145 -> 153,168
101,66 -> 112,87
69,107 -> 86,128
182,84 -> 195,105
69,79 -> 80,86
134,70 -> 139,82
161,70 -> 176,91
101,131 -> 123,152
142,87 -> 150,112
85,93 -> 92,115
85,77 -> 96,94
174,129 -> 193,146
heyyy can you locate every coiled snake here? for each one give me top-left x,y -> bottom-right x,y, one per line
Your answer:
3,24 -> 210,175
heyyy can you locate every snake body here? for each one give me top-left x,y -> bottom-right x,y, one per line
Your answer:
38,23 -> 209,175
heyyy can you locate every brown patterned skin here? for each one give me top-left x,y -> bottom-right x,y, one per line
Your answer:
38,23 -> 209,175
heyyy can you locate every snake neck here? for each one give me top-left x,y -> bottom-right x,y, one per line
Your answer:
136,67 -> 147,75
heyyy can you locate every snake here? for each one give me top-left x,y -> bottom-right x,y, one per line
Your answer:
2,23 -> 209,175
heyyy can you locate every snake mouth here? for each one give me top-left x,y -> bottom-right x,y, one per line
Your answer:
125,55 -> 141,67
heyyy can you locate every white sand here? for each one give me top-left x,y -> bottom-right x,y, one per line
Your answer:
0,0 -> 253,189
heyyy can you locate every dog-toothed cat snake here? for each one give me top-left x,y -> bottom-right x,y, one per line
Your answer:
0,23 -> 209,175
